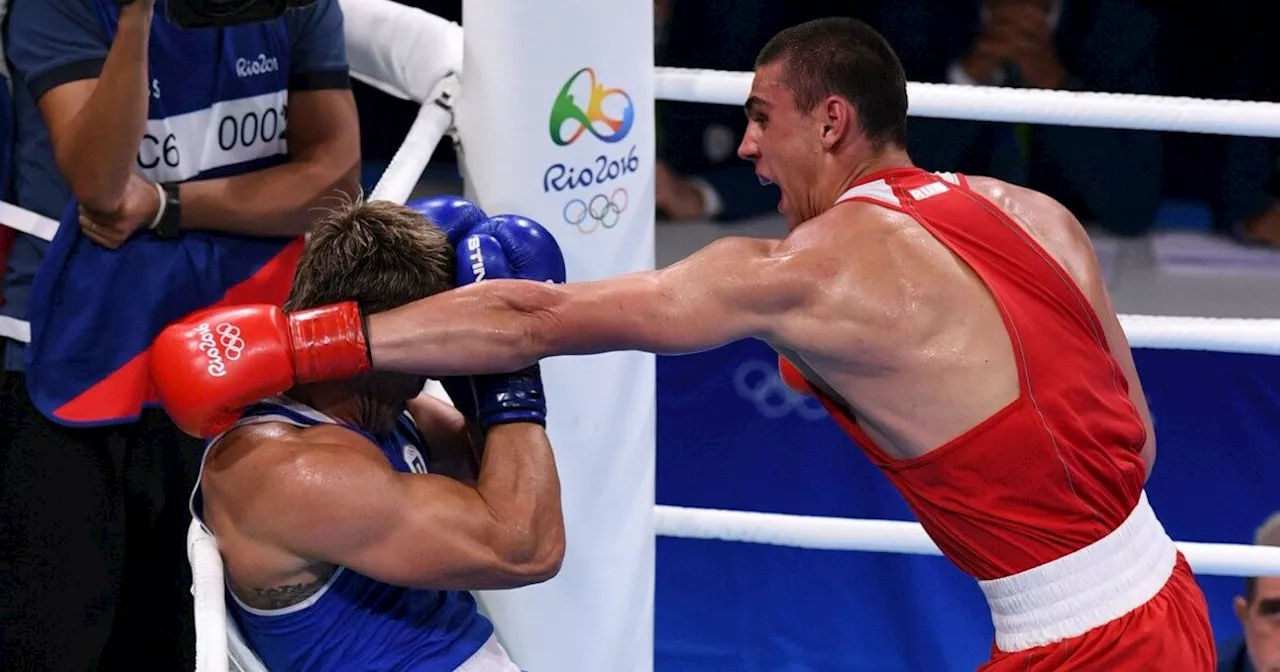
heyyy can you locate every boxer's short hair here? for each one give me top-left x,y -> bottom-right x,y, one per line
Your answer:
755,17 -> 907,150
286,196 -> 453,315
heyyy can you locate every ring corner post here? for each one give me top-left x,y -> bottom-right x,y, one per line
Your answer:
456,0 -> 656,670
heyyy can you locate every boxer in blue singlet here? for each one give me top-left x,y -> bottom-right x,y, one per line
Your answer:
186,196 -> 567,671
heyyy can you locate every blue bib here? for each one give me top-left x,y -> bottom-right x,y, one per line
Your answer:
23,1 -> 303,426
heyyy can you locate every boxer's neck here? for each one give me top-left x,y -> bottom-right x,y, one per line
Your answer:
838,146 -> 913,195
810,144 -> 913,226
289,381 -> 403,436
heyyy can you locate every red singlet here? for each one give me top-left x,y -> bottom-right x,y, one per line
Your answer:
779,167 -> 1215,669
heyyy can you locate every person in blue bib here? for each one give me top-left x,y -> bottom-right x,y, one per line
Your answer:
0,0 -> 360,668
189,196 -> 568,671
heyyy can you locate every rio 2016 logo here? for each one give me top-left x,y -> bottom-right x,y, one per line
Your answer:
548,67 -> 635,146
545,67 -> 640,234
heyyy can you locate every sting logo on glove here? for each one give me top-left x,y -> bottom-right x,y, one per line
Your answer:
467,236 -> 487,282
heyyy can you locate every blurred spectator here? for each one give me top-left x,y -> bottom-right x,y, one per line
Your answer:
0,1 -> 360,669
654,0 -> 780,222
1237,195 -> 1280,248
1220,512 -> 1280,672
1159,1 -> 1279,246
855,0 -> 1165,237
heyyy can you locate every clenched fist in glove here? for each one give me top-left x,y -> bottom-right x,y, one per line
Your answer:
150,302 -> 372,438
439,211 -> 566,430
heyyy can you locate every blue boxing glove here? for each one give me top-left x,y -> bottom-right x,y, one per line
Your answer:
441,214 -> 566,430
408,195 -> 488,247
457,214 -> 567,285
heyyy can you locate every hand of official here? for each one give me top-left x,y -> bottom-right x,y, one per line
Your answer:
79,175 -> 162,249
150,303 -> 372,437
439,211 -> 566,430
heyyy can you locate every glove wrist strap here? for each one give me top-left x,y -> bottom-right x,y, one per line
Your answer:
289,302 -> 373,382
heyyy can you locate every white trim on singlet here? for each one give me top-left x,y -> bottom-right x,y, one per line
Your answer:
833,171 -> 963,209
835,178 -> 899,208
229,567 -> 350,617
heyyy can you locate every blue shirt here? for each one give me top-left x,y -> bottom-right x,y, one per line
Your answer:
1,0 -> 348,426
191,397 -> 496,671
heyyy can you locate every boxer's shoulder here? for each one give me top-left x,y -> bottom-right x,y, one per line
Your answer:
965,175 -> 1097,286
964,176 -> 1079,232
204,421 -> 389,516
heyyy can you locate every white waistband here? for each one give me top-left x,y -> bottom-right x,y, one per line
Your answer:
456,634 -> 520,672
977,491 -> 1177,652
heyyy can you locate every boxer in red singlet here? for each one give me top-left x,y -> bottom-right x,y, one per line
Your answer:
150,16 -> 1217,671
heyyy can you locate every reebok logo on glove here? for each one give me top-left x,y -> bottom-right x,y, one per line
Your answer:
467,236 -> 487,282
195,322 -> 245,378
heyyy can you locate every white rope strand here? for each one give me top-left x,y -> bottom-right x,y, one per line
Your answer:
655,505 -> 1280,578
655,67 -> 1280,138
1119,315 -> 1280,355
370,73 -> 458,205
187,521 -> 229,672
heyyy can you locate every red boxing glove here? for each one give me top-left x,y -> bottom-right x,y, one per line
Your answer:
150,302 -> 371,438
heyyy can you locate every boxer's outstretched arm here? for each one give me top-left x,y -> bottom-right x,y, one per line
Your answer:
368,236 -> 820,375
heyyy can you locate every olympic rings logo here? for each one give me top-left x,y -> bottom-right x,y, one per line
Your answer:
216,323 -> 245,361
733,360 -> 828,420
564,188 -> 628,234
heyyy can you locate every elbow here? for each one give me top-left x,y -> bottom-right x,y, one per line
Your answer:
285,149 -> 362,235
497,526 -> 566,586
66,170 -> 126,214
512,543 -> 565,586
333,159 -> 362,201
52,138 -> 128,214
312,143 -> 361,203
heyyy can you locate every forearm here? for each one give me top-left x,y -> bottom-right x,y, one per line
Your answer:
58,7 -> 152,211
471,423 -> 563,576
367,266 -> 754,376
178,159 -> 360,237
369,280 -> 559,377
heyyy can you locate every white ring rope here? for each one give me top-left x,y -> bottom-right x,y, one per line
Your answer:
187,521 -> 229,672
1118,315 -> 1280,356
656,67 -> 1280,138
655,505 -> 1280,578
370,72 -> 458,204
